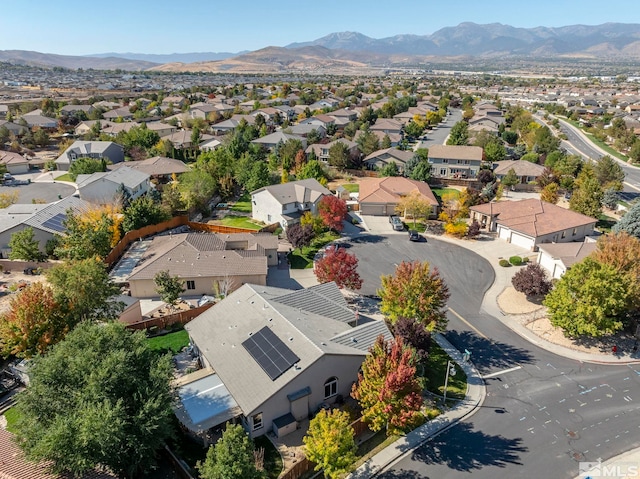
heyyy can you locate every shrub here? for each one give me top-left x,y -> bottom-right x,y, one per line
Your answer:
509,256 -> 523,266
522,256 -> 530,263
512,263 -> 553,297
499,259 -> 511,267
444,220 -> 468,238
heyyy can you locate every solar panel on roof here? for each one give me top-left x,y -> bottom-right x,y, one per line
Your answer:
40,212 -> 67,233
242,326 -> 300,381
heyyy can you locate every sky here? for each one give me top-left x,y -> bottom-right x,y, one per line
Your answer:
2,0 -> 640,56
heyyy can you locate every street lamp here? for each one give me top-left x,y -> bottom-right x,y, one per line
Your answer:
443,360 -> 456,406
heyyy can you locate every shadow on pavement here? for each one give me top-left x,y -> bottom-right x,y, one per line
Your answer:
444,330 -> 535,372
344,234 -> 387,245
410,422 -> 528,472
377,469 -> 426,478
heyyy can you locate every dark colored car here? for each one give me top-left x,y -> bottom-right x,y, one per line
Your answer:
409,230 -> 421,242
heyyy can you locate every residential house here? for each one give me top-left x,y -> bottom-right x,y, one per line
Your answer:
102,106 -> 134,121
469,199 -> 597,251
0,119 -> 28,136
537,239 -> 598,279
300,115 -> 336,130
428,145 -> 484,179
288,123 -> 326,138
59,104 -> 95,117
211,115 -> 257,135
101,121 -> 141,136
0,151 -> 30,174
494,159 -> 545,185
76,166 -> 150,204
109,156 -> 188,183
55,140 -> 124,171
19,113 -> 57,129
124,232 -> 278,297
0,104 -> 8,118
145,121 -> 177,138
178,282 -> 392,439
363,147 -> 415,171
162,95 -> 187,109
250,131 -> 307,151
305,138 -> 359,163
0,429 -> 118,479
74,120 -> 115,136
199,137 -> 223,151
329,108 -> 358,122
161,130 -> 214,150
358,176 -> 439,217
251,178 -> 330,229
370,118 -> 404,136
0,196 -> 93,257
354,129 -> 402,147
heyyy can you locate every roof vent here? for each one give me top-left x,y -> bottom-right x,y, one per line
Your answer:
250,301 -> 254,304
321,342 -> 327,346
351,337 -> 357,343
248,332 -> 253,336
288,337 -> 293,341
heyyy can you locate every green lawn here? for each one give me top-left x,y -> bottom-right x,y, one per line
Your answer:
341,183 -> 359,193
424,343 -> 467,401
597,214 -> 617,233
146,329 -> 190,355
3,407 -> 20,433
431,187 -> 460,203
288,231 -> 341,269
218,216 -> 264,230
55,173 -> 74,182
230,201 -> 252,213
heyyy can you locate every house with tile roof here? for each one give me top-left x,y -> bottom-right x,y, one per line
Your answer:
358,176 -> 439,217
250,131 -> 307,151
0,151 -> 30,174
536,239 -> 598,279
125,231 -> 278,298
469,199 -> 597,251
305,138 -> 359,163
55,141 -> 124,171
108,156 -> 188,181
493,159 -> 546,184
0,429 -> 118,479
250,178 -> 330,229
76,166 -> 150,205
363,147 -> 416,171
177,282 -> 392,440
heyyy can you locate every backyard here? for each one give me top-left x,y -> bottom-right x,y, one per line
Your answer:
287,231 -> 341,269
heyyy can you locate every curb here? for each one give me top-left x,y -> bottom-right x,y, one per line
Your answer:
347,333 -> 486,478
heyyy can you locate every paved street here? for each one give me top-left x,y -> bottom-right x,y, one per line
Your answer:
340,232 -> 640,479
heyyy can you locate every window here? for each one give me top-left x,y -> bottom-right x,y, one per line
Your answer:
439,168 -> 447,176
186,280 -> 195,290
572,228 -> 577,236
442,159 -> 449,164
561,231 -> 566,239
267,214 -> 272,222
324,377 -> 338,399
252,412 -> 263,430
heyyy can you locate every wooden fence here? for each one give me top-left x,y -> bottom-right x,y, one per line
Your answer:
344,168 -> 379,178
0,259 -> 55,273
125,302 -> 214,331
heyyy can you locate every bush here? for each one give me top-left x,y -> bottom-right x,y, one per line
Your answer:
444,220 -> 468,238
499,259 -> 511,267
512,263 -> 552,297
509,256 -> 523,266
522,256 -> 530,263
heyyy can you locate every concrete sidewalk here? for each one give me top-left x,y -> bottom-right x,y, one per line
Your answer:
347,333 -> 486,479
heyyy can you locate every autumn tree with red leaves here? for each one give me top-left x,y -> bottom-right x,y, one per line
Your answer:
351,335 -> 423,435
314,245 -> 363,290
318,195 -> 348,232
378,261 -> 450,331
0,282 -> 67,358
511,263 -> 552,297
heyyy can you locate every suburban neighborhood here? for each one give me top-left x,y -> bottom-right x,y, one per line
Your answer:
2,15 -> 640,479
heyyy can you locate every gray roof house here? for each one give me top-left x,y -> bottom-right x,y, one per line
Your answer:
251,178 -> 331,229
428,145 -> 484,179
124,232 -> 278,297
251,132 -> 307,151
363,148 -> 416,171
178,282 -> 392,439
55,140 -> 124,171
493,160 -> 546,184
76,166 -> 150,205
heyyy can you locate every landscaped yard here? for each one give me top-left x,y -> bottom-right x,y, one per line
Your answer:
341,183 -> 359,193
146,329 -> 190,355
431,187 -> 460,203
218,216 -> 264,230
424,342 -> 467,401
3,407 -> 20,433
288,231 -> 341,269
597,214 -> 617,232
54,173 -> 74,183
230,192 -> 252,213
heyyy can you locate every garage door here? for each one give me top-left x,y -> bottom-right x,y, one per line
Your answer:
498,226 -> 511,241
510,232 -> 534,250
360,204 -> 386,216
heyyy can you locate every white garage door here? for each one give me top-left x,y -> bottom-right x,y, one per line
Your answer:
498,226 -> 511,240
510,232 -> 534,250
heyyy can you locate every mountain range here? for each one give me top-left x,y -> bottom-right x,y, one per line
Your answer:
2,22 -> 640,72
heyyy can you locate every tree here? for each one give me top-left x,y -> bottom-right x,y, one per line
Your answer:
613,201 -> 640,238
392,316 -> 431,365
379,161 -> 400,177
0,282 -> 66,358
446,121 -> 469,146
46,258 -> 121,323
543,258 -> 636,337
286,223 -> 314,252
378,261 -> 450,331
246,161 -> 272,192
122,195 -> 170,232
483,140 -> 506,163
381,133 -> 392,149
68,157 -> 105,181
12,322 -> 174,478
56,209 -> 116,260
467,219 -> 481,238
593,155 -> 625,191
569,165 -> 603,218
540,182 -> 559,204
303,409 -> 356,479
314,245 -> 362,290
179,169 -> 217,213
297,159 -> 327,184
197,423 -> 263,479
154,270 -> 185,308
8,226 -> 45,261
512,263 -> 552,297
500,168 -> 519,194
602,188 -> 619,210
328,141 -> 350,170
351,336 -> 423,435
502,130 -> 518,145
395,190 -> 432,227
592,232 -> 640,282
356,128 -> 380,156
477,169 -> 495,185
408,159 -> 431,182
630,140 -> 640,163
318,195 -> 348,232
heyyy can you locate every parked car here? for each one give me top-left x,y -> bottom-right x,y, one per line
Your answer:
409,230 -> 422,242
389,214 -> 400,223
389,215 -> 404,231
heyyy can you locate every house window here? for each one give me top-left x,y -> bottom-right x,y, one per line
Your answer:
324,377 -> 338,399
252,412 -> 263,430
572,228 -> 577,236
267,214 -> 272,222
440,168 -> 447,176
561,231 -> 566,239
442,159 -> 448,163
186,280 -> 195,290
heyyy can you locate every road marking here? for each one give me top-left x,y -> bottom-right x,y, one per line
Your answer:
447,307 -> 488,339
483,366 -> 522,379
624,181 -> 640,192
